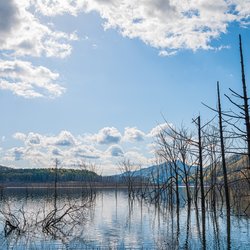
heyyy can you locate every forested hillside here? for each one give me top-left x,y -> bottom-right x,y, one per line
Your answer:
0,166 -> 99,184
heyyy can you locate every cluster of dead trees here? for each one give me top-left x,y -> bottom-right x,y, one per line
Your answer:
119,35 -> 250,249
0,159 -> 97,247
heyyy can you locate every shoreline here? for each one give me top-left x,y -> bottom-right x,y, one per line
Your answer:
0,183 -> 192,189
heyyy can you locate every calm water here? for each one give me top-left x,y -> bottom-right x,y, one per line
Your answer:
0,188 -> 249,249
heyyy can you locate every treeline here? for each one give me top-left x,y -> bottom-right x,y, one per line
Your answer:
0,165 -> 99,184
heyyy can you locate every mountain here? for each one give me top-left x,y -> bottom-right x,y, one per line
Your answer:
206,154 -> 249,182
113,161 -> 197,184
112,154 -> 248,185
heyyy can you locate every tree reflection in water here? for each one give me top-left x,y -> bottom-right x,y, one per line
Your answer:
0,188 -> 249,249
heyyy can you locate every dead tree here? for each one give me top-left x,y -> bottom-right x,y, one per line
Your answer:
157,129 -> 181,231
198,116 -> 206,247
217,82 -> 231,242
225,35 -> 250,170
191,116 -> 206,248
175,127 -> 194,207
119,159 -> 139,197
54,159 -> 59,211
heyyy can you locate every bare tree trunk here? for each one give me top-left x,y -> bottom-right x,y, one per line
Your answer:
217,81 -> 231,248
54,159 -> 59,211
174,162 -> 180,232
239,35 -> 250,170
198,116 -> 206,248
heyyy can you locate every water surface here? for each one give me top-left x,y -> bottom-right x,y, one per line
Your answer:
0,188 -> 249,249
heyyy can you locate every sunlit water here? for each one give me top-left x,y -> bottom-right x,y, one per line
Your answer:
0,188 -> 249,249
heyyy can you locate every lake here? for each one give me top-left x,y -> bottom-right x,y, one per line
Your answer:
0,188 -> 249,249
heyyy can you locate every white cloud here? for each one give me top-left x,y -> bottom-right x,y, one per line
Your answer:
0,0 -> 20,37
7,127 -> 152,173
48,131 -> 77,147
0,60 -> 65,98
26,132 -> 42,145
17,0 -> 250,55
13,132 -> 27,141
106,145 -> 124,157
124,150 -> 150,166
72,145 -> 102,159
158,50 -> 177,57
0,121 -> 193,173
0,0 -> 77,58
1,0 -> 250,101
31,0 -> 86,17
14,131 -> 78,147
79,0 -> 249,53
5,147 -> 25,161
231,0 -> 250,17
92,127 -> 122,144
123,127 -> 145,142
49,146 -> 63,156
1,0 -> 250,64
24,147 -> 48,165
148,123 -> 172,138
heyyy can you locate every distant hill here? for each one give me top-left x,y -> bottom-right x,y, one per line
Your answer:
0,165 -> 12,171
207,154 -> 249,182
0,166 -> 99,185
112,161 -> 197,184
0,154 -> 247,187
110,155 -> 248,185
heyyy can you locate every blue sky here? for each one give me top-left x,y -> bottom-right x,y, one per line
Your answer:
0,0 -> 250,174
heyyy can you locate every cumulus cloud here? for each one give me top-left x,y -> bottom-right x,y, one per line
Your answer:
9,130 -> 102,166
26,133 -> 42,145
7,127 -> 150,173
107,145 -> 124,157
0,0 -> 80,99
31,0 -> 250,54
5,147 -> 25,161
1,0 -> 250,65
0,0 -> 20,36
3,123 -> 178,173
72,145 -> 101,159
87,0 -> 233,52
123,127 -> 145,142
31,0 -> 87,16
0,0 -> 77,58
50,147 -> 63,156
148,123 -> 172,138
1,0 -> 250,100
124,150 -> 150,165
13,132 -> 27,141
93,127 -> 122,144
13,130 -> 78,148
231,0 -> 250,17
0,60 -> 65,98
49,131 -> 77,147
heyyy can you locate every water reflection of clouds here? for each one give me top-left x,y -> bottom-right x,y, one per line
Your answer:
0,189 -> 249,249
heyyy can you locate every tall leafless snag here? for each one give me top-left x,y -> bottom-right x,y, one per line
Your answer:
119,159 -> 139,197
175,127 -> 194,207
54,159 -> 59,211
196,116 -> 206,248
79,160 -> 99,199
203,126 -> 220,211
224,35 -> 250,170
217,82 -> 231,247
239,34 -> 250,169
156,129 -> 180,228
